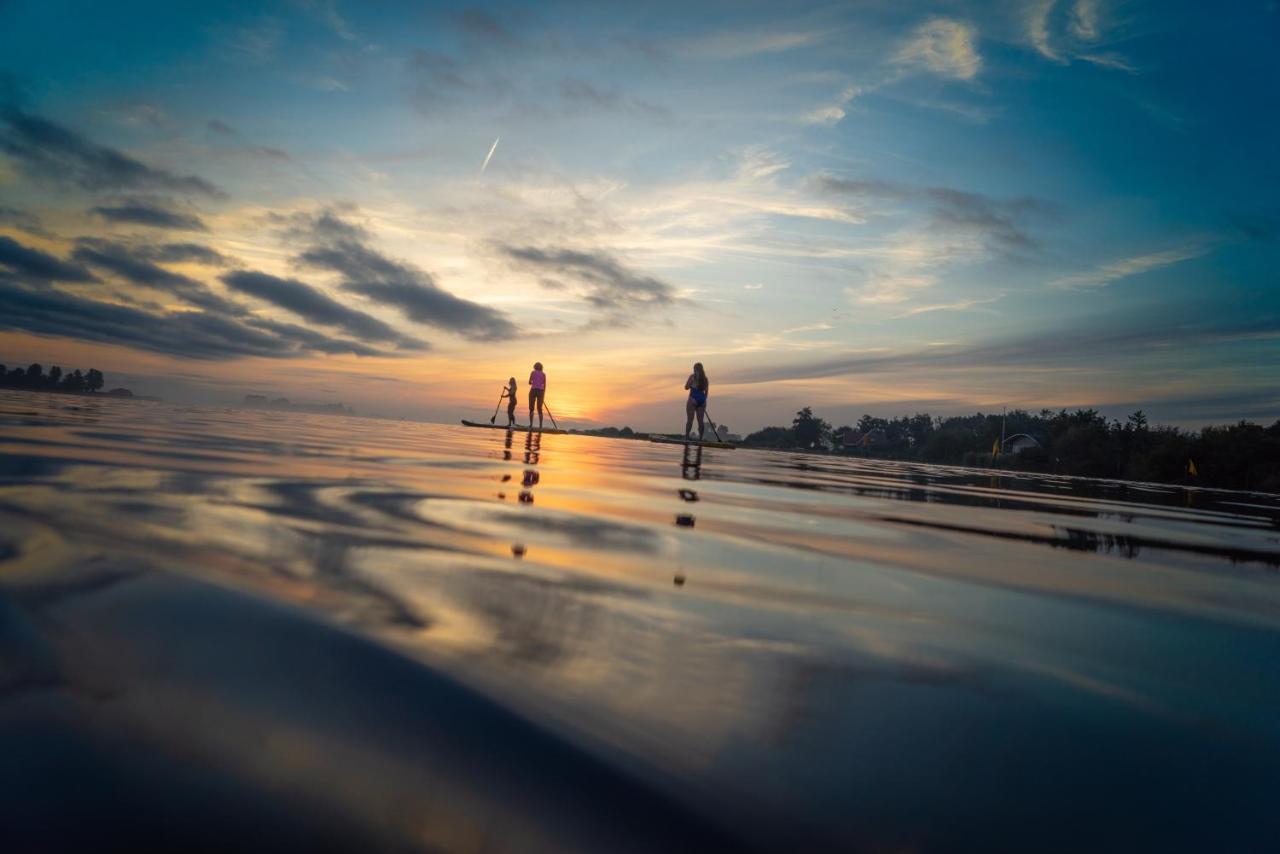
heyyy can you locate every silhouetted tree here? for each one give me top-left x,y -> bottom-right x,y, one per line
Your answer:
85,368 -> 104,392
46,366 -> 62,387
792,407 -> 831,449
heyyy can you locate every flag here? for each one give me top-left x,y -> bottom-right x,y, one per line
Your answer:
1187,459 -> 1198,477
992,438 -> 1000,455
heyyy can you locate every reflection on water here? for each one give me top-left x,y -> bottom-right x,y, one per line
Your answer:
2,389 -> 1279,852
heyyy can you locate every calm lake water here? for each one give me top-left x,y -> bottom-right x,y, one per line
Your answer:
2,389 -> 1278,852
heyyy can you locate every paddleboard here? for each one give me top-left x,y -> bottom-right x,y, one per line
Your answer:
648,435 -> 736,450
460,419 -> 567,435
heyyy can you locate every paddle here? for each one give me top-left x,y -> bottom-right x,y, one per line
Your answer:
542,401 -> 559,430
488,387 -> 505,424
702,407 -> 726,443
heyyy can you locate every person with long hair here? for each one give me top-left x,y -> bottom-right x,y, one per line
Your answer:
528,361 -> 547,429
499,376 -> 518,427
684,362 -> 709,440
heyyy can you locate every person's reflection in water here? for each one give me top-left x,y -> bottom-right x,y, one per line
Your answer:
519,432 -> 542,503
681,445 -> 702,481
677,445 -> 701,528
503,429 -> 513,461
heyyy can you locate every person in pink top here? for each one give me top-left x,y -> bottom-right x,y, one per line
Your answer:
528,361 -> 547,429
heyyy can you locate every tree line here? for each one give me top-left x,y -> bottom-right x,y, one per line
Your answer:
0,362 -> 106,394
743,407 -> 1280,493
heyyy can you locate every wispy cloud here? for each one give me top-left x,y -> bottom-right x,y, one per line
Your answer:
0,234 -> 396,360
222,269 -> 424,349
892,18 -> 981,81
801,86 -> 861,127
0,105 -> 224,198
1069,0 -> 1101,41
719,312 -> 1280,385
1026,0 -> 1064,63
1051,244 -> 1211,289
288,208 -> 518,340
91,199 -> 207,231
0,234 -> 97,283
683,28 -> 829,60
498,244 -> 677,327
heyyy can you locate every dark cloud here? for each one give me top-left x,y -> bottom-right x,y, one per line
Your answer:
141,242 -> 229,266
70,238 -> 240,314
0,275 -> 383,360
0,105 -> 224,198
222,269 -> 425,350
206,119 -> 237,136
290,209 -> 517,340
253,146 -> 291,161
813,176 -> 915,202
457,9 -> 517,44
91,202 -> 207,231
405,47 -> 513,114
406,49 -> 472,112
0,205 -> 52,237
925,188 -> 1052,252
814,175 -> 1054,253
719,313 -> 1280,385
499,244 -> 677,325
560,79 -> 670,120
561,79 -> 620,108
0,235 -> 97,283
72,238 -> 203,291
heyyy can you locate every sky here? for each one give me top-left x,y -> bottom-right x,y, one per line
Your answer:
1,0 -> 1277,433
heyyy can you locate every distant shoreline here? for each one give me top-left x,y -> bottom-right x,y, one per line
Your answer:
0,385 -> 162,402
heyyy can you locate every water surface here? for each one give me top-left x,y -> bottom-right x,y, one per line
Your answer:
2,390 -> 1278,852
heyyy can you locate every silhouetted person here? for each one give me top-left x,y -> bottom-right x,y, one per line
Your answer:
684,362 -> 709,440
499,376 -> 518,427
528,361 -> 546,429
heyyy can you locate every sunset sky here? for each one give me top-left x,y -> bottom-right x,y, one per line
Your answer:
1,0 -> 1277,432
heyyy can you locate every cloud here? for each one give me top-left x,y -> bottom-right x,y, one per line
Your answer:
142,242 -> 230,266
70,237 -> 240,314
1078,53 -> 1136,73
561,78 -> 620,108
0,105 -> 225,198
719,312 -> 1280,385
1050,245 -> 1211,289
206,119 -> 237,137
0,206 -> 52,238
91,201 -> 207,231
498,244 -> 677,325
1026,0 -> 1064,63
802,86 -> 861,127
252,145 -> 292,160
684,29 -> 829,60
0,236 -> 400,361
218,18 -> 283,64
456,8 -> 518,45
0,276 -> 384,360
0,235 -> 97,283
1025,1 -> 1132,71
288,209 -> 517,340
815,176 -> 1053,253
559,78 -> 671,120
221,269 -> 425,349
293,0 -> 357,41
1069,0 -> 1101,41
892,18 -> 981,81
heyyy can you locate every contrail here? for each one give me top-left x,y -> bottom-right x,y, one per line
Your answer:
480,136 -> 500,174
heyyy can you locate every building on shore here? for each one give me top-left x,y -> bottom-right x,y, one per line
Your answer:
1002,433 -> 1042,454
